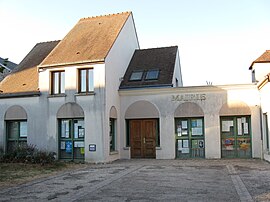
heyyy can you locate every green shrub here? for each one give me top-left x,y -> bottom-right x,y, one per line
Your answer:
0,144 -> 56,165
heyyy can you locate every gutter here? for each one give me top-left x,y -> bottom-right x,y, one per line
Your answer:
0,91 -> 40,98
258,74 -> 270,90
249,61 -> 270,70
38,59 -> 105,70
119,84 -> 173,90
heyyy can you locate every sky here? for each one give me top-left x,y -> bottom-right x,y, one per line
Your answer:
0,0 -> 270,86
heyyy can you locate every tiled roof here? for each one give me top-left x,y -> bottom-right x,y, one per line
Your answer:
254,50 -> 270,62
249,50 -> 270,69
120,46 -> 178,89
0,41 -> 59,94
0,57 -> 17,71
40,12 -> 131,67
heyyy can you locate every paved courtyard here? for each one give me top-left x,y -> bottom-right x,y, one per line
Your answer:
0,159 -> 270,201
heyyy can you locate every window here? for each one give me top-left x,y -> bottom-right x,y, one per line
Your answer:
175,78 -> 179,87
79,69 -> 94,93
129,71 -> 143,81
52,71 -> 65,94
252,70 -> 256,83
263,113 -> 269,150
6,121 -> 27,153
175,118 -> 204,158
220,116 -> 251,158
129,69 -> 160,81
110,118 -> 116,152
145,70 -> 159,80
59,119 -> 85,161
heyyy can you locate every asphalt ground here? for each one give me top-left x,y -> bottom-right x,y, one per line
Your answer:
0,159 -> 270,202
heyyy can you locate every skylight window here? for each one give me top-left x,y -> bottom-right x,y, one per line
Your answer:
145,70 -> 159,80
129,71 -> 143,81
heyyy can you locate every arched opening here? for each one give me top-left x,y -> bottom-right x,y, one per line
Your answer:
5,105 -> 27,120
125,101 -> 159,158
219,101 -> 252,158
125,100 -> 159,119
109,106 -> 117,152
174,102 -> 204,117
174,102 -> 205,159
219,100 -> 251,116
57,102 -> 84,119
5,105 -> 28,153
57,102 -> 85,161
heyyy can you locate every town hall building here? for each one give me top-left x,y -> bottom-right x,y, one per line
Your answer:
0,12 -> 269,163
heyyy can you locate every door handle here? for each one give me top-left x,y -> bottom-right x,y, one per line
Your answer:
143,137 -> 146,144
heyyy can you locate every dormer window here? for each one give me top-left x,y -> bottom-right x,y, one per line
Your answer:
129,71 -> 143,81
145,69 -> 159,80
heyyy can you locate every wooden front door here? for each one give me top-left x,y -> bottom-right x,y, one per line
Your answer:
130,119 -> 157,158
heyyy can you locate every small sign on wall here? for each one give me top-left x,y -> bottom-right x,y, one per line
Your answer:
89,144 -> 96,152
66,141 -> 72,153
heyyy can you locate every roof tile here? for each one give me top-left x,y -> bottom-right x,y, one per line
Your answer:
254,50 -> 270,63
40,12 -> 131,67
0,41 -> 59,94
120,46 -> 178,89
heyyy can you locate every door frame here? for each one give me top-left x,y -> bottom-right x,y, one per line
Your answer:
175,117 -> 205,159
127,119 -> 159,158
220,116 -> 252,158
58,118 -> 85,161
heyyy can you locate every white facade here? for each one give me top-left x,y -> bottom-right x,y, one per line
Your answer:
260,82 -> 270,161
0,12 -> 268,163
252,63 -> 270,83
0,14 -> 139,163
119,84 -> 261,159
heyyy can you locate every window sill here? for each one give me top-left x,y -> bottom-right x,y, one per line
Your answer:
75,92 -> 95,96
109,151 -> 119,155
123,147 -> 130,150
48,94 -> 67,98
156,147 -> 162,150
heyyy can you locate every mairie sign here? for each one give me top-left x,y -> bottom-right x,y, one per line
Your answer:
172,94 -> 206,101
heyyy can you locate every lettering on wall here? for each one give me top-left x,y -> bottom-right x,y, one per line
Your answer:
172,94 -> 206,101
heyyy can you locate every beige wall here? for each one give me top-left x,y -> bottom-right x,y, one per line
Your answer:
259,82 -> 270,161
252,63 -> 270,83
104,14 -> 140,162
120,84 -> 261,159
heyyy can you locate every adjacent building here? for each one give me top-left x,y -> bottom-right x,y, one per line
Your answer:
249,50 -> 270,162
0,12 -> 267,163
0,57 -> 17,81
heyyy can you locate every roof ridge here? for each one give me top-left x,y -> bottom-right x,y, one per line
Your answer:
138,46 -> 178,51
79,11 -> 131,22
36,40 -> 61,45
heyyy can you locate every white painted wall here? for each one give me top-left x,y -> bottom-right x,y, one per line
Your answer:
259,82 -> 270,162
0,97 -> 46,152
252,63 -> 270,83
119,84 -> 261,159
0,13 -> 139,163
38,63 -> 107,162
104,14 -> 139,162
172,49 -> 183,87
